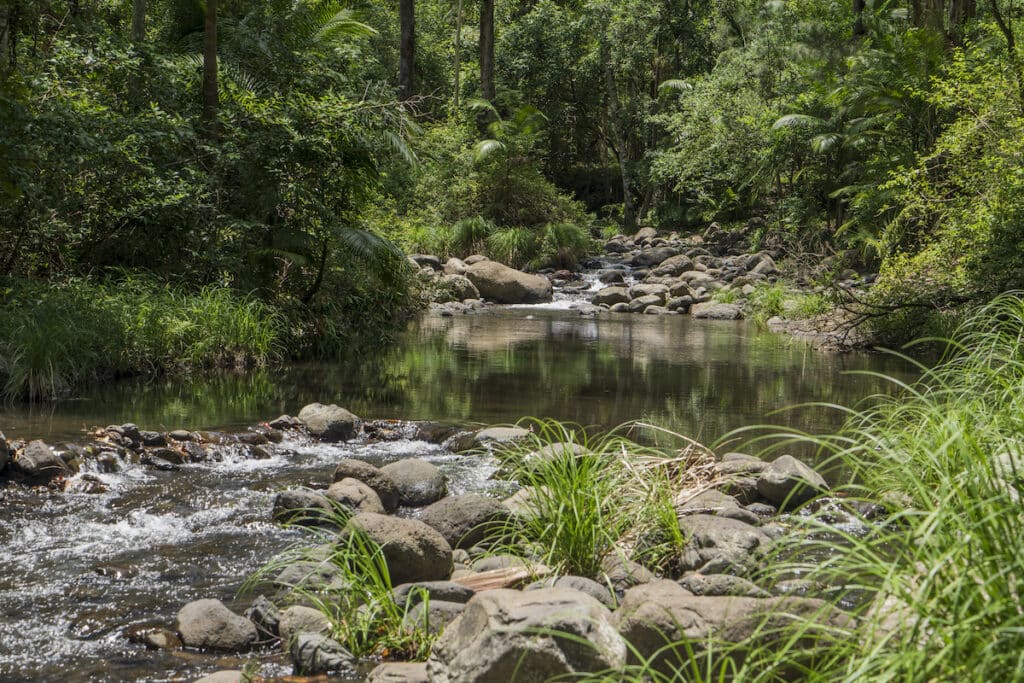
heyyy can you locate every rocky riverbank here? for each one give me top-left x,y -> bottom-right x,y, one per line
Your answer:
0,402 -> 895,681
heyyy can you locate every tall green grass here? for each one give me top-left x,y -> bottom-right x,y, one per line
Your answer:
0,278 -> 284,400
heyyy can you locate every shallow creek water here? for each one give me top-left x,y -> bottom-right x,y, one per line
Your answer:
0,306 -> 916,682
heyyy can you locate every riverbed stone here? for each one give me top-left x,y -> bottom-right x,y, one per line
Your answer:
380,459 -> 447,507
441,274 -> 480,302
418,494 -> 510,549
125,624 -> 183,650
193,672 -> 243,683
628,294 -> 664,313
629,247 -> 677,267
426,588 -> 627,682
404,599 -> 466,634
289,633 -> 355,676
272,487 -> 334,526
465,261 -> 553,304
345,512 -> 453,585
297,403 -> 359,442
331,458 -> 400,512
650,254 -> 695,277
679,573 -> 771,598
474,426 -> 531,445
12,440 -> 68,482
525,575 -> 617,609
176,599 -> 257,651
691,302 -> 743,320
756,455 -> 829,509
367,662 -> 430,683
393,580 -> 476,608
629,283 -> 669,300
592,286 -> 631,307
601,554 -> 656,595
278,605 -> 332,645
244,595 -> 281,638
676,514 -> 772,575
324,478 -> 385,514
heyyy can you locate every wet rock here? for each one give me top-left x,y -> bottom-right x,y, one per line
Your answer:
289,633 -> 355,676
297,403 -> 359,442
124,624 -> 183,650
418,494 -> 510,549
181,441 -> 208,462
379,459 -> 447,507
244,595 -> 281,638
650,254 -> 695,277
324,478 -> 385,514
597,269 -> 626,284
628,294 -> 664,313
525,575 -> 617,609
367,662 -> 430,683
756,455 -> 828,509
176,599 -> 257,651
271,487 -> 334,526
139,431 -> 167,447
141,453 -> 180,471
441,274 -> 480,302
393,580 -> 476,607
474,425 -> 532,446
592,286 -> 631,307
629,283 -> 669,300
345,512 -> 453,585
676,514 -> 772,575
629,247 -> 677,267
167,429 -> 195,442
68,473 -> 108,494
332,458 -> 400,512
691,302 -> 743,320
404,599 -> 466,634
147,447 -> 185,465
273,554 -> 348,594
236,431 -> 269,446
12,440 -> 68,482
609,302 -> 629,312
193,671 -> 243,683
465,261 -> 553,304
278,605 -> 331,645
644,305 -> 671,315
679,573 -> 770,598
268,415 -> 303,430
716,452 -> 768,475
426,588 -> 627,682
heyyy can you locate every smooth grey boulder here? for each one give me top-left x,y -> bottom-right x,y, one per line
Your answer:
12,440 -> 67,481
628,294 -> 664,313
277,605 -> 331,645
332,458 -> 400,512
474,425 -> 531,445
297,403 -> 359,442
443,257 -> 468,275
271,487 -> 334,526
193,672 -> 243,683
403,599 -> 466,634
289,633 -> 355,676
324,478 -> 385,514
525,575 -> 617,609
418,494 -> 510,549
465,261 -> 552,304
756,455 -> 829,509
367,662 -> 430,683
650,254 -> 695,277
679,573 -> 770,598
392,580 -> 475,607
440,274 -> 480,302
628,283 -> 669,301
676,514 -> 772,575
426,588 -> 627,682
345,512 -> 453,585
176,599 -> 257,651
691,302 -> 743,320
629,247 -> 677,267
273,555 -> 348,595
592,286 -> 631,307
633,227 -> 658,242
380,459 -> 447,507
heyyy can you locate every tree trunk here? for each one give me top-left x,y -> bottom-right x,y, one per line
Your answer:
479,0 -> 494,101
600,35 -> 635,230
131,0 -> 146,44
453,0 -> 463,107
0,5 -> 9,74
202,0 -> 218,126
853,0 -> 866,37
398,0 -> 415,99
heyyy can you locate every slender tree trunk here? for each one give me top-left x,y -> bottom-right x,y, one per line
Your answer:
131,0 -> 146,44
479,0 -> 494,101
202,0 -> 218,126
0,5 -> 9,75
853,0 -> 866,37
453,0 -> 463,107
398,0 -> 415,99
600,35 -> 635,229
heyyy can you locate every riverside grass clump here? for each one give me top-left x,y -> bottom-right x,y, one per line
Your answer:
0,278 -> 284,401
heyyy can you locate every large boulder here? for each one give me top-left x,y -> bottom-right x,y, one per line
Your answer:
756,455 -> 829,509
426,588 -> 627,682
392,580 -> 475,608
403,599 -> 466,634
297,403 -> 359,442
379,459 -> 447,507
418,494 -> 511,549
650,254 -> 696,277
592,286 -> 631,307
629,247 -> 677,267
332,459 -> 400,512
628,294 -> 664,313
525,575 -> 617,609
271,488 -> 334,526
465,261 -> 553,304
12,440 -> 67,482
345,512 -> 453,585
690,302 -> 743,320
176,599 -> 257,651
676,514 -> 772,575
324,478 -> 385,514
440,274 -> 480,302
278,605 -> 332,645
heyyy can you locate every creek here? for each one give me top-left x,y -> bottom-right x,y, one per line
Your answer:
0,306 -> 916,682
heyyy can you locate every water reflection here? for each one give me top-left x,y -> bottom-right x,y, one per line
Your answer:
0,309 -> 916,445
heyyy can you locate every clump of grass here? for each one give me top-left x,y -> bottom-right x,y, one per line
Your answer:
535,222 -> 595,270
746,282 -> 787,322
712,287 -> 741,304
0,278 -> 284,401
487,226 -> 539,270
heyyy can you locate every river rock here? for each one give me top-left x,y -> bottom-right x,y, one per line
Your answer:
176,599 -> 257,651
345,512 -> 453,585
379,459 -> 447,507
193,672 -> 243,683
628,294 -> 664,313
592,286 -> 631,306
12,440 -> 67,482
679,573 -> 770,598
297,403 -> 359,442
332,459 -> 400,512
418,494 -> 510,549
404,599 -> 466,634
650,254 -> 695,277
629,247 -> 677,267
245,595 -> 281,638
409,254 -> 442,270
440,274 -> 480,302
272,487 -> 334,526
443,257 -> 468,275
601,554 -> 656,595
464,254 -> 488,265
324,478 -> 385,514
598,269 -> 627,284
426,588 -> 627,682
289,633 -> 355,676
756,455 -> 828,509
474,425 -> 532,445
274,554 -> 348,594
676,514 -> 772,575
465,261 -> 552,304
367,662 -> 430,683
525,575 -> 617,609
393,580 -> 476,607
125,624 -> 183,650
278,605 -> 332,645
268,415 -> 303,430
690,302 -> 743,320
633,227 -> 658,242
629,283 -> 669,300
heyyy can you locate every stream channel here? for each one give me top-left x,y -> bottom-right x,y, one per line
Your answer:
0,300 -> 917,682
